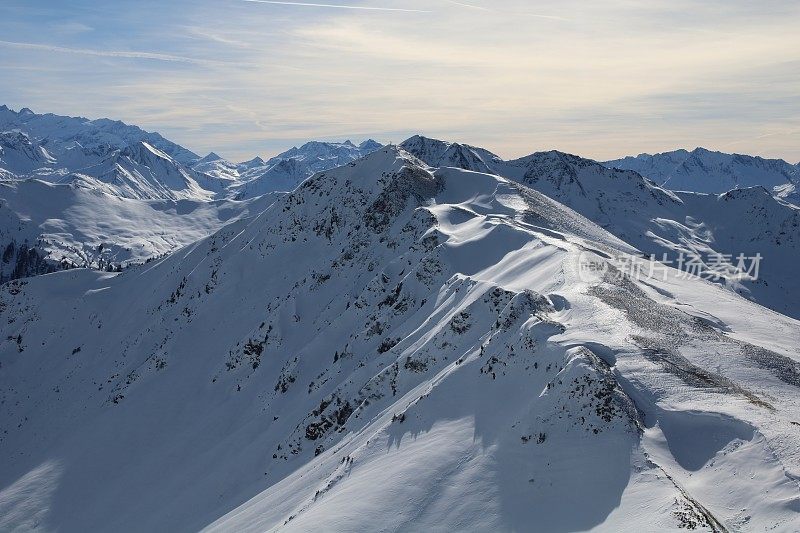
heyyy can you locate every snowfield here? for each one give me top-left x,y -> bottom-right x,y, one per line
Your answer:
1,147 -> 798,532
0,178 -> 279,278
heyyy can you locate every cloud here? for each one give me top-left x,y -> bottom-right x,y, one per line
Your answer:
54,21 -> 94,35
439,0 -> 565,19
184,27 -> 251,48
242,0 -> 431,12
1,0 -> 799,163
0,40 -> 229,66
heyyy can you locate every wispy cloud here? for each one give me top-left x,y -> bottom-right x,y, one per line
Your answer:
2,0 -> 799,162
519,12 -> 567,21
185,27 -> 251,48
440,0 -> 565,20
54,21 -> 94,35
242,0 -> 431,12
0,40 -> 227,66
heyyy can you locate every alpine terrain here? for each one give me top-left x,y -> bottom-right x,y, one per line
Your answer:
1,144 -> 798,532
0,106 -> 380,280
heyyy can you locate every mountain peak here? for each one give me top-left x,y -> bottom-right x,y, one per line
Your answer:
399,135 -> 498,174
359,139 -> 382,151
689,146 -> 717,157
198,152 -> 224,163
239,155 -> 265,168
123,140 -> 172,161
401,134 -> 448,149
720,185 -> 773,201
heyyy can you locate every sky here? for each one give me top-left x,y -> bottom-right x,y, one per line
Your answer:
0,0 -> 798,163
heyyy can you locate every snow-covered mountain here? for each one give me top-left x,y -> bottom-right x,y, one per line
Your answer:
388,135 -> 498,174
61,141 -> 225,201
402,137 -> 800,319
604,147 -> 800,205
1,105 -> 383,202
191,152 -> 242,183
0,106 -> 385,282
0,105 -> 198,164
1,147 -> 798,531
188,140 -> 383,200
0,132 -> 220,203
228,139 -> 383,199
0,109 -> 270,280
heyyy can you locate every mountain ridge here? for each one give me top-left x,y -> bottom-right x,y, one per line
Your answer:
0,105 -> 199,164
402,136 -> 800,319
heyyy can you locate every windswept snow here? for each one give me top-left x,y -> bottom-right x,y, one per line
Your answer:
403,137 -> 800,319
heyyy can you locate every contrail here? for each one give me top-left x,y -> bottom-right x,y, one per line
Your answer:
0,40 -> 226,66
440,1 -> 566,20
441,0 -> 490,11
243,0 -> 431,12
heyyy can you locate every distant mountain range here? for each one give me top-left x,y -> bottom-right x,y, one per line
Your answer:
604,147 -> 799,205
0,104 -> 198,164
195,139 -> 382,200
0,105 -> 382,202
0,106 -> 381,278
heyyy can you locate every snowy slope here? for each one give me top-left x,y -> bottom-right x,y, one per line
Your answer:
191,152 -> 241,183
0,178 -> 280,279
1,147 -> 798,532
0,131 -> 56,175
57,142 -> 223,201
604,148 -> 800,204
403,137 -> 800,319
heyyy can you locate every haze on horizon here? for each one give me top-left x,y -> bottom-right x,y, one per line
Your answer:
1,0 -> 798,163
